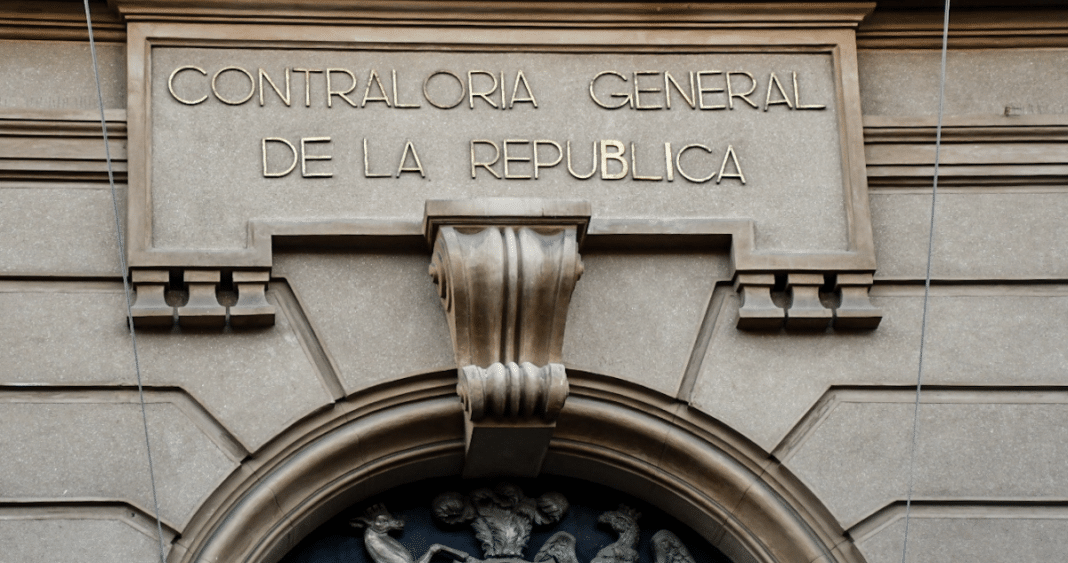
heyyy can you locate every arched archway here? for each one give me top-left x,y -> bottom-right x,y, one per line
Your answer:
170,371 -> 864,563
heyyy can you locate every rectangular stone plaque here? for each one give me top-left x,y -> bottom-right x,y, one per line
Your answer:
127,24 -> 873,273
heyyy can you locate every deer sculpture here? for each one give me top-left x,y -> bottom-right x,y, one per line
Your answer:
352,504 -> 472,563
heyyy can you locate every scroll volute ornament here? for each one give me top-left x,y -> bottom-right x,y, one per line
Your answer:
424,199 -> 590,476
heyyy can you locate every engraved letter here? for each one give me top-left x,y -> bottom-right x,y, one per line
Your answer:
633,71 -> 663,110
293,68 -> 323,107
212,66 -> 255,105
393,70 -> 421,108
468,71 -> 499,109
589,71 -> 632,109
533,140 -> 563,179
471,140 -> 501,179
326,68 -> 358,108
664,142 -> 675,182
716,144 -> 746,184
566,141 -> 597,180
262,137 -> 297,177
362,70 -> 392,107
763,72 -> 793,111
510,70 -> 539,108
300,137 -> 333,178
793,72 -> 826,110
630,142 -> 662,180
363,138 -> 391,178
600,140 -> 628,180
665,71 -> 695,110
726,72 -> 758,109
397,141 -> 426,177
259,68 -> 291,107
168,66 -> 207,105
423,70 -> 465,109
503,140 -> 532,179
696,71 -> 726,110
676,143 -> 715,183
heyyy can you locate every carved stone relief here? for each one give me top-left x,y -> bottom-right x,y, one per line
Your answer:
350,484 -> 698,563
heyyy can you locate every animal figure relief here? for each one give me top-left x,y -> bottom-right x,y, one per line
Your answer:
356,486 -> 696,563
352,504 -> 471,563
534,504 -> 695,563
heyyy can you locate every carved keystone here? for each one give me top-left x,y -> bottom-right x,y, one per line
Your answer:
230,271 -> 275,328
424,198 -> 589,478
178,270 -> 226,329
131,269 -> 174,328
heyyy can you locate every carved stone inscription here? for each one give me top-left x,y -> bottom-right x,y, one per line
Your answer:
149,48 -> 846,254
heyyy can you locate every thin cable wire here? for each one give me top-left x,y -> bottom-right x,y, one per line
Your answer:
82,2 -> 168,562
900,2 -> 950,563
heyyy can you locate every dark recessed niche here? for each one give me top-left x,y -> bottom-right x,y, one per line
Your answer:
281,476 -> 733,563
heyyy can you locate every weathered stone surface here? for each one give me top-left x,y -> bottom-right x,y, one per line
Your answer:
0,185 -> 121,276
564,252 -> 727,397
859,49 -> 1068,117
0,518 -> 164,563
0,402 -> 235,527
0,283 -> 331,451
871,192 -> 1068,280
856,511 -> 1068,563
273,252 -> 455,393
0,40 -> 125,110
689,288 -> 1068,450
784,400 -> 1068,528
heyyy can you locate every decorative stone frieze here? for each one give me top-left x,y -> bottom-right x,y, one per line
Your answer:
130,268 -> 275,329
735,272 -> 881,331
424,198 -> 589,477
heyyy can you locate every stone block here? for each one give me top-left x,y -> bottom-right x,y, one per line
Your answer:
784,398 -> 1068,528
0,401 -> 235,528
858,49 -> 1068,117
689,287 -> 1068,451
0,518 -> 164,563
273,252 -> 456,394
855,508 -> 1068,563
0,41 -> 125,110
0,282 -> 331,451
871,192 -> 1068,280
0,185 -> 122,276
563,252 -> 728,397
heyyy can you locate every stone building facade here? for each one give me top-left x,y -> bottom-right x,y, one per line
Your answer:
1,1 -> 1067,562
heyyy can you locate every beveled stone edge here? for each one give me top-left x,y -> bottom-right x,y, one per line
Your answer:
0,499 -> 180,543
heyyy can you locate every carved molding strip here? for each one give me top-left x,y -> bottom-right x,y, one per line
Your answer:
424,198 -> 589,476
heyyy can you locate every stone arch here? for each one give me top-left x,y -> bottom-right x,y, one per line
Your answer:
170,371 -> 864,563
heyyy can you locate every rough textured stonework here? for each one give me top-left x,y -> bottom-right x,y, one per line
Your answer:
2,2 -> 1066,563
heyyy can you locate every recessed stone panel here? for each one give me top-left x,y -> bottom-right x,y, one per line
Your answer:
689,288 -> 1068,450
856,511 -> 1068,563
871,191 -> 1068,280
784,399 -> 1068,528
0,40 -> 125,110
0,283 -> 331,451
0,518 -> 164,563
858,49 -> 1068,117
273,252 -> 456,393
0,401 -> 234,528
563,252 -> 728,397
0,185 -> 122,276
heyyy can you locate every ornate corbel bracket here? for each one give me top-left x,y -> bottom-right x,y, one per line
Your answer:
424,198 -> 590,477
